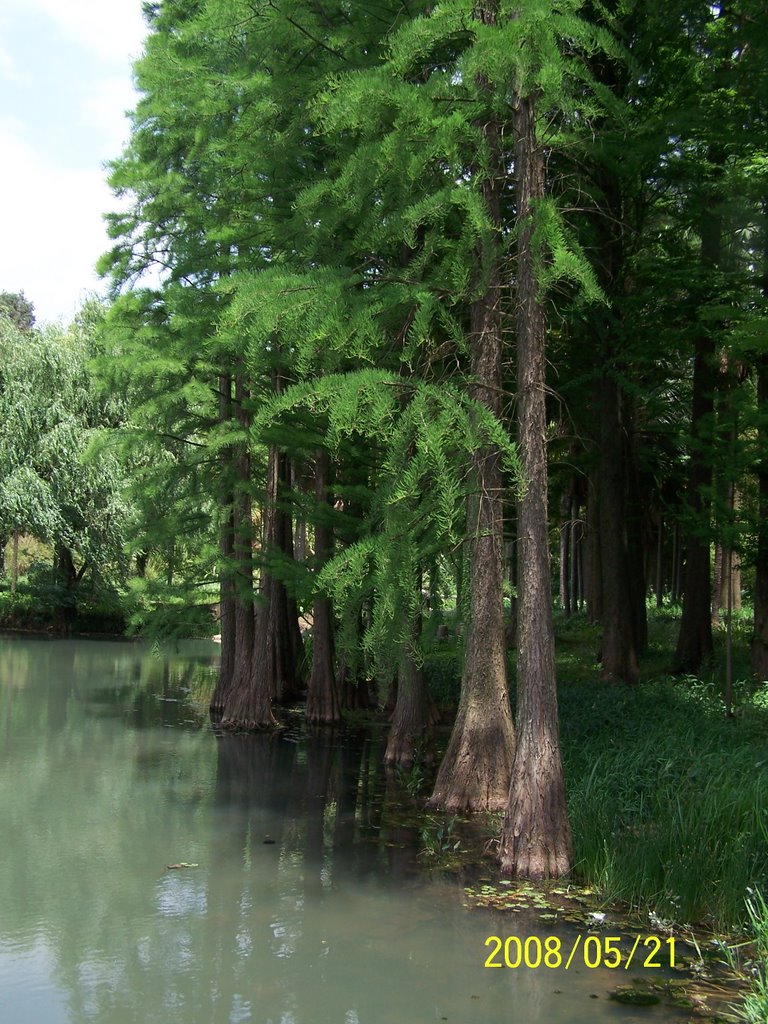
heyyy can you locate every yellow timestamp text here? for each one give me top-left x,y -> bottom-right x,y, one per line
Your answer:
484,934 -> 676,970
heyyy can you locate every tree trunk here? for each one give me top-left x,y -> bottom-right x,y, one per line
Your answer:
11,529 -> 19,593
673,329 -> 716,670
568,495 -> 579,613
674,190 -> 721,671
598,373 -> 640,682
340,658 -> 372,710
624,410 -> 648,654
712,542 -> 724,626
211,373 -> 237,713
584,467 -> 602,623
500,88 -> 570,879
752,354 -> 768,680
671,521 -> 683,605
306,448 -> 341,725
655,513 -> 664,607
216,502 -> 237,703
220,374 -> 274,730
384,639 -> 435,768
265,448 -> 304,704
427,46 -> 514,811
559,492 -> 571,617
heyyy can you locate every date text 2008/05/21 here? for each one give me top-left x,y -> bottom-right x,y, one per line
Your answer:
484,935 -> 676,971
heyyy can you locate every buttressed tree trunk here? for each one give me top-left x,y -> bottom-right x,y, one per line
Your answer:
385,605 -> 438,766
427,6 -> 515,810
306,448 -> 341,725
500,88 -> 571,879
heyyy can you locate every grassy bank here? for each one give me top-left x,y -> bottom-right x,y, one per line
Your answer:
420,606 -> 768,935
560,676 -> 767,928
426,607 -> 768,1019
552,610 -> 768,932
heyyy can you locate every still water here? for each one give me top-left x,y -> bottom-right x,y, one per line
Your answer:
0,636 -> 689,1024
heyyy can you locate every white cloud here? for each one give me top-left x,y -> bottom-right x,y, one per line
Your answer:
2,0 -> 147,64
0,0 -> 149,321
0,124 -> 115,323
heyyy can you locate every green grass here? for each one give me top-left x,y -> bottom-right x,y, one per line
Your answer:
554,609 -> 768,931
420,606 -> 768,931
735,889 -> 768,1023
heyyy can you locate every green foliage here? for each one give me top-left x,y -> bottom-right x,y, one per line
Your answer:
0,290 -> 35,332
0,310 -> 130,591
736,889 -> 768,1024
123,578 -> 217,640
422,639 -> 463,708
256,369 -> 521,678
394,760 -> 428,798
0,562 -> 127,634
419,814 -> 462,860
559,667 -> 768,929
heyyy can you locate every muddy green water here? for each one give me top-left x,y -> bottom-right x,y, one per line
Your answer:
0,636 -> 691,1024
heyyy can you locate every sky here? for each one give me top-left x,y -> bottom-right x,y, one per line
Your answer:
0,0 -> 148,324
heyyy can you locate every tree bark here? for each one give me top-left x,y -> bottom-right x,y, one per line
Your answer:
624,408 -> 648,654
654,512 -> 664,607
264,447 -> 304,704
752,354 -> 768,680
500,89 -> 570,879
559,492 -> 571,617
306,448 -> 341,725
598,374 -> 640,682
211,373 -> 237,713
568,495 -> 579,613
584,468 -> 602,622
11,529 -> 19,593
674,189 -> 721,671
384,642 -> 435,767
427,41 -> 515,810
673,331 -> 716,671
220,374 -> 274,729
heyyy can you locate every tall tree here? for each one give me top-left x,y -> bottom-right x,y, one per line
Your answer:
498,0 -> 618,876
428,0 -> 515,812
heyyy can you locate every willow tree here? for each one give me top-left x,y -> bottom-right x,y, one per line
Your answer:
0,311 -> 130,607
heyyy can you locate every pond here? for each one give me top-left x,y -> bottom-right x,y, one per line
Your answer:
0,636 -> 701,1023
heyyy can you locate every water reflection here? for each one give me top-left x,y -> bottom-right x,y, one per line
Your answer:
0,636 -> 686,1024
